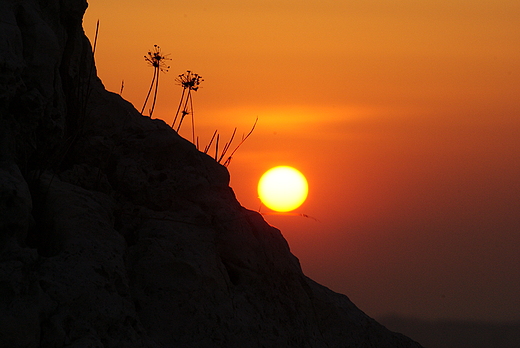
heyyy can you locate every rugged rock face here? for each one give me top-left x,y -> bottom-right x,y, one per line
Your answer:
0,0 -> 424,347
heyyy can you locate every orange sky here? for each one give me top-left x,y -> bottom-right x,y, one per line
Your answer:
84,0 -> 520,322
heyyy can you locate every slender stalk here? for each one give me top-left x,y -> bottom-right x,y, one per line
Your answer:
260,211 -> 320,221
204,130 -> 218,153
173,71 -> 202,134
190,91 -> 195,143
92,20 -> 100,55
176,89 -> 192,132
149,66 -> 160,117
142,45 -> 169,116
215,134 -> 219,161
141,68 -> 156,115
223,117 -> 258,167
218,128 -> 237,163
172,88 -> 186,128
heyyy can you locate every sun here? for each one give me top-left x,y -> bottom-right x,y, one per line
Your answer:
258,166 -> 308,212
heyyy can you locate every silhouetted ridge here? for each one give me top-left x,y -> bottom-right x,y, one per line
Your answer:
0,0 -> 424,346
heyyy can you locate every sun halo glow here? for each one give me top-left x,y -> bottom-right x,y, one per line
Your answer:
258,166 -> 308,212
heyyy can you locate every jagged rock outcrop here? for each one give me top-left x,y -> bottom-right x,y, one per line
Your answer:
0,0 -> 424,347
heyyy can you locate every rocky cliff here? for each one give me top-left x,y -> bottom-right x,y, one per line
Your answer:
0,0 -> 424,347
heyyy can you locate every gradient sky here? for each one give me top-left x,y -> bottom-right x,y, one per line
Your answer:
84,0 -> 520,322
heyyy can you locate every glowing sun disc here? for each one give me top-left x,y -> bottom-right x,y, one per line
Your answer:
258,166 -> 308,212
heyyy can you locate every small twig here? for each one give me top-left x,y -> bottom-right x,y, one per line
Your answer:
215,134 -> 220,161
149,66 -> 160,117
204,130 -> 218,153
222,117 -> 258,167
141,68 -> 156,115
260,211 -> 320,222
92,20 -> 100,55
176,89 -> 192,132
190,90 -> 195,143
172,88 -> 186,128
217,127 -> 237,163
141,45 -> 170,116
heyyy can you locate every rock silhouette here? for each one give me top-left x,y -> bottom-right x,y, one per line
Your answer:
0,0 -> 424,346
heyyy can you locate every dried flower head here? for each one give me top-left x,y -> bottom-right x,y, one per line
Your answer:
144,45 -> 170,72
141,45 -> 170,117
176,70 -> 203,91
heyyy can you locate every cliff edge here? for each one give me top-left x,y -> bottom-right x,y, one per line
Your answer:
0,0 -> 423,346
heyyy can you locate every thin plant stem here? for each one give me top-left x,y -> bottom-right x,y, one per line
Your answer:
92,20 -> 100,55
149,66 -> 160,117
142,45 -> 170,116
176,89 -> 192,132
172,88 -> 186,128
190,91 -> 195,143
218,128 -> 237,163
223,117 -> 258,167
204,130 -> 218,153
173,71 -> 202,133
141,68 -> 156,115
215,134 -> 219,161
260,211 -> 320,221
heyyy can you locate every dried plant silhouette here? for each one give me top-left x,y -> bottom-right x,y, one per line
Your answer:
260,211 -> 320,221
171,70 -> 203,141
194,118 -> 257,167
219,117 -> 257,167
169,71 -> 257,167
141,45 -> 170,117
135,49 -> 255,166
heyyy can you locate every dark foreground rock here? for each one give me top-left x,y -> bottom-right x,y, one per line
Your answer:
0,0 -> 424,346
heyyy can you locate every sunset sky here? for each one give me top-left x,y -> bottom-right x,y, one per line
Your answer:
84,0 -> 520,322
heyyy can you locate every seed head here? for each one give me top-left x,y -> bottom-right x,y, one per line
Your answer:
144,45 -> 170,72
176,70 -> 203,91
